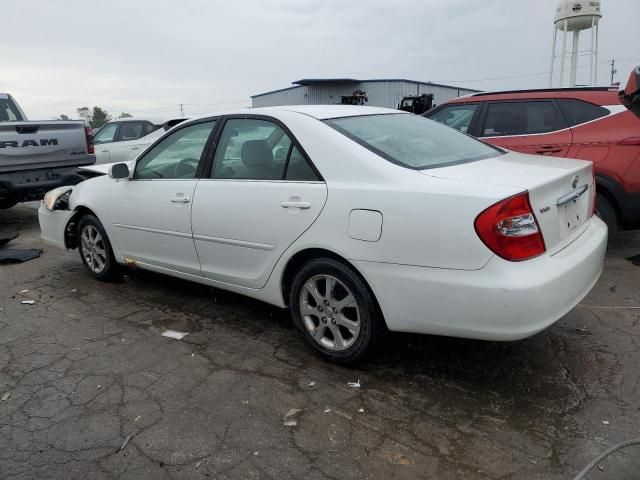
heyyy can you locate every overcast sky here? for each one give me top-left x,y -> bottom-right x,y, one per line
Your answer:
2,0 -> 638,119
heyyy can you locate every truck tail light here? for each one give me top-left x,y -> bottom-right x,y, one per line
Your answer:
85,125 -> 94,154
474,192 -> 546,262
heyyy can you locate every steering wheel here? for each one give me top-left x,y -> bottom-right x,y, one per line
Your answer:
174,158 -> 199,178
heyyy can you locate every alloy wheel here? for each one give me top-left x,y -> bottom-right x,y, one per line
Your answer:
299,274 -> 361,351
81,225 -> 107,274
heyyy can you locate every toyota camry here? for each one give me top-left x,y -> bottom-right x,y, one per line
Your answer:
39,105 -> 607,363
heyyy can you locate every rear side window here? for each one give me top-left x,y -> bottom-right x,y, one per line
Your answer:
482,101 -> 563,137
0,97 -> 23,122
326,113 -> 501,170
118,122 -> 145,141
427,104 -> 478,133
557,99 -> 609,126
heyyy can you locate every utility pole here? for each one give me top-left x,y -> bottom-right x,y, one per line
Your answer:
178,103 -> 184,115
610,59 -> 617,85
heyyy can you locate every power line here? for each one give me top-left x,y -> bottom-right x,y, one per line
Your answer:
435,57 -> 640,84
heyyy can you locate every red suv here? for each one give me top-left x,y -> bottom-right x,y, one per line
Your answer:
425,87 -> 640,236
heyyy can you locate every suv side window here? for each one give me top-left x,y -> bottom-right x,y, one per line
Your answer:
482,101 -> 563,137
93,123 -> 118,144
211,118 -> 318,181
557,99 -> 609,126
134,121 -> 216,180
428,104 -> 478,133
117,122 -> 146,142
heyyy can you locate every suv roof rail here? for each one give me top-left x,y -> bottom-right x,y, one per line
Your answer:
470,86 -> 615,97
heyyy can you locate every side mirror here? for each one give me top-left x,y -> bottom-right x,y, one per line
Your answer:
620,65 -> 640,119
108,163 -> 130,180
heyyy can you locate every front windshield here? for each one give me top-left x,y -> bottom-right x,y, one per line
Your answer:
0,97 -> 23,122
325,113 -> 502,170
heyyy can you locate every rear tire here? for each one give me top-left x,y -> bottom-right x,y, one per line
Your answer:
289,257 -> 384,365
77,214 -> 123,282
595,194 -> 618,242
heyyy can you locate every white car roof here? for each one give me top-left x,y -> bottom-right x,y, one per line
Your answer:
185,105 -> 406,123
109,116 -> 186,125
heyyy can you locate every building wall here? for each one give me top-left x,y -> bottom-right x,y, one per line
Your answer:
252,81 -> 477,109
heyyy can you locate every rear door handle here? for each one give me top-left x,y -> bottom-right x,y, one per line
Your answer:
281,201 -> 311,209
170,194 -> 190,203
131,146 -> 140,151
536,146 -> 563,154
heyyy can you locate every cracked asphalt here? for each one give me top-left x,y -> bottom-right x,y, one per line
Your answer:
1,203 -> 639,479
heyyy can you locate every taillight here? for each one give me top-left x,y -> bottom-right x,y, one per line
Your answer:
85,125 -> 94,154
474,192 -> 546,262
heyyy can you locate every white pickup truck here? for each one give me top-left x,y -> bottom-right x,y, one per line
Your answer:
0,93 -> 95,209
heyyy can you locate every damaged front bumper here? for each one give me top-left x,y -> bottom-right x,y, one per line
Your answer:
38,202 -> 76,250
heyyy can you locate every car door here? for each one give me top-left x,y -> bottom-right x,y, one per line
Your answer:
93,122 -> 119,164
108,121 -> 150,163
478,100 -> 572,157
109,119 -> 217,276
191,116 -> 327,289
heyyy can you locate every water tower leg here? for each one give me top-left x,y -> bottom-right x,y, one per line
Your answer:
590,16 -> 596,85
560,20 -> 568,87
549,26 -> 558,87
570,30 -> 579,87
594,23 -> 599,85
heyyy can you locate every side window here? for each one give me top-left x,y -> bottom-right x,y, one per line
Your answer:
117,122 -> 147,141
93,123 -> 118,144
143,122 -> 161,136
482,101 -> 563,137
134,121 -> 216,180
428,104 -> 478,133
285,147 -> 319,181
212,119 -> 288,180
557,99 -> 609,126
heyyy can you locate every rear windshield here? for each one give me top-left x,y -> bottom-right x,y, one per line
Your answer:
0,96 -> 23,122
325,113 -> 501,170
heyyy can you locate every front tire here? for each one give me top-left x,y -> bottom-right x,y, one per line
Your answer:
290,258 -> 384,364
77,214 -> 122,281
595,194 -> 618,242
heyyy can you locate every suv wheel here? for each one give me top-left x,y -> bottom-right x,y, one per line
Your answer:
77,214 -> 122,281
595,194 -> 618,242
290,258 -> 384,364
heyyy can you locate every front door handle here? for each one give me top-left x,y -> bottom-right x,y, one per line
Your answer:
281,201 -> 311,209
131,146 -> 140,151
170,194 -> 190,203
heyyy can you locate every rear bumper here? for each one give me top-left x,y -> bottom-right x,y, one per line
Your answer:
355,217 -> 608,340
38,203 -> 75,250
0,165 -> 87,202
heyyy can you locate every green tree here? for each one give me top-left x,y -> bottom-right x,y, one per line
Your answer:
118,112 -> 132,118
91,106 -> 111,129
77,107 -> 91,124
58,114 -> 70,121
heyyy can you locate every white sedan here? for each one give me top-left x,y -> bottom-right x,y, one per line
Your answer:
93,117 -> 187,164
39,105 -> 607,363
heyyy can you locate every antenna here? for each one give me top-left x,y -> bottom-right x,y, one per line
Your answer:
549,1 -> 602,87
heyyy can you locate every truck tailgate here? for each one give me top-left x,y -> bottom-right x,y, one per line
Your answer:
0,121 -> 94,173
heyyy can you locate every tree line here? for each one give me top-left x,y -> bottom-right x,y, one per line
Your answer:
56,107 -> 132,128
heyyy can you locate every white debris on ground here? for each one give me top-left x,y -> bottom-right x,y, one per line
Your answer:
21,300 -> 35,305
347,379 -> 361,388
161,330 -> 189,340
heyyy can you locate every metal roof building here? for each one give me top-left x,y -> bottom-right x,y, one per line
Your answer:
251,78 -> 480,109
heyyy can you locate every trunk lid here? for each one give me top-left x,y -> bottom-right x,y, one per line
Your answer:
0,121 -> 94,173
422,151 -> 594,254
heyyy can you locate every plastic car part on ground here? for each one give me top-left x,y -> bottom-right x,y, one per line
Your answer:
0,232 -> 42,263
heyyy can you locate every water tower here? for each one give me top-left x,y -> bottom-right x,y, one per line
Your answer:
549,0 -> 602,87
